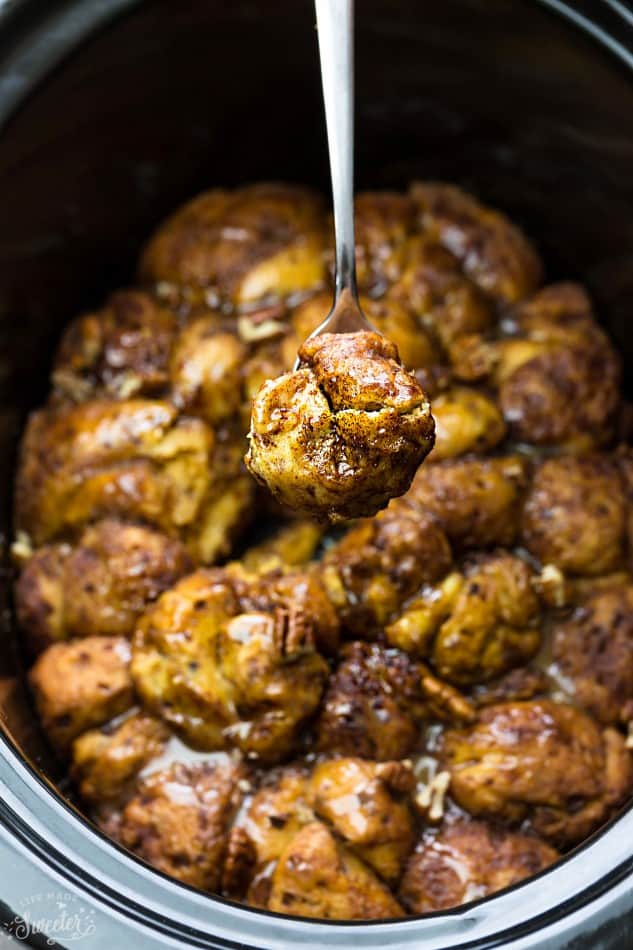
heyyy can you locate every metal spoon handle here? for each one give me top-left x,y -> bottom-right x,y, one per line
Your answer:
315,0 -> 358,302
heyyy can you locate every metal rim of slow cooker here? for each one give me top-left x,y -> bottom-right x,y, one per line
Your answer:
1,1 -> 633,947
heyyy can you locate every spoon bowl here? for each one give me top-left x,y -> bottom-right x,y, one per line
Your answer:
294,288 -> 375,367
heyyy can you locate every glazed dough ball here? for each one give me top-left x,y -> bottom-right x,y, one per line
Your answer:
430,387 -> 506,461
15,519 -> 191,656
117,760 -> 247,891
130,567 -> 329,762
551,585 -> 633,726
139,183 -> 327,307
400,818 -> 558,912
385,552 -> 541,685
169,315 -> 247,425
321,502 -> 452,637
440,700 -> 633,847
28,636 -> 134,752
310,757 -> 416,884
242,757 -> 416,890
406,455 -> 529,550
266,821 -> 404,919
14,398 -> 215,548
315,641 -> 430,761
521,455 -> 627,576
70,711 -> 170,805
410,182 -> 543,304
315,641 -> 473,761
245,331 -> 435,522
53,289 -> 178,402
386,235 -> 493,351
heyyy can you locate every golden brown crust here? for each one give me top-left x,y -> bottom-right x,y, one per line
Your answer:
504,282 -> 593,337
499,345 -> 620,449
386,235 -> 493,351
521,456 -> 627,576
246,330 -> 435,522
386,553 -> 541,684
266,821 -> 405,919
321,501 -> 451,636
139,183 -> 327,306
28,637 -> 134,752
15,399 -> 214,547
449,283 -> 622,451
242,765 -> 314,870
431,553 -> 541,685
410,182 -> 543,304
70,711 -> 170,804
430,387 -> 506,460
117,760 -> 247,890
15,520 -> 191,655
551,585 -> 633,725
53,290 -> 178,402
316,642 -> 428,760
170,316 -> 247,425
400,818 -> 559,912
130,568 -> 328,761
406,455 -> 529,550
311,757 -> 415,883
440,700 -> 633,847
242,755 -> 416,892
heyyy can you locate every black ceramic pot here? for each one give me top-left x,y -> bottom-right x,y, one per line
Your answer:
1,1 -> 633,947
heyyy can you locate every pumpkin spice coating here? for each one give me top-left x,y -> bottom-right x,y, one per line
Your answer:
315,641 -> 429,761
406,455 -> 529,550
241,757 -> 416,890
448,282 -> 622,451
386,552 -> 541,685
14,399 -> 215,548
52,289 -> 178,402
245,330 -> 435,522
409,182 -> 543,305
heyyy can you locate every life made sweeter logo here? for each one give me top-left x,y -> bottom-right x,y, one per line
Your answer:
3,891 -> 97,945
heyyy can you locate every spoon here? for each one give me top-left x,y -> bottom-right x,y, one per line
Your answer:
295,0 -> 374,367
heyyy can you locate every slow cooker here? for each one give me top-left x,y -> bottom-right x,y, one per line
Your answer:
1,1 -> 633,946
